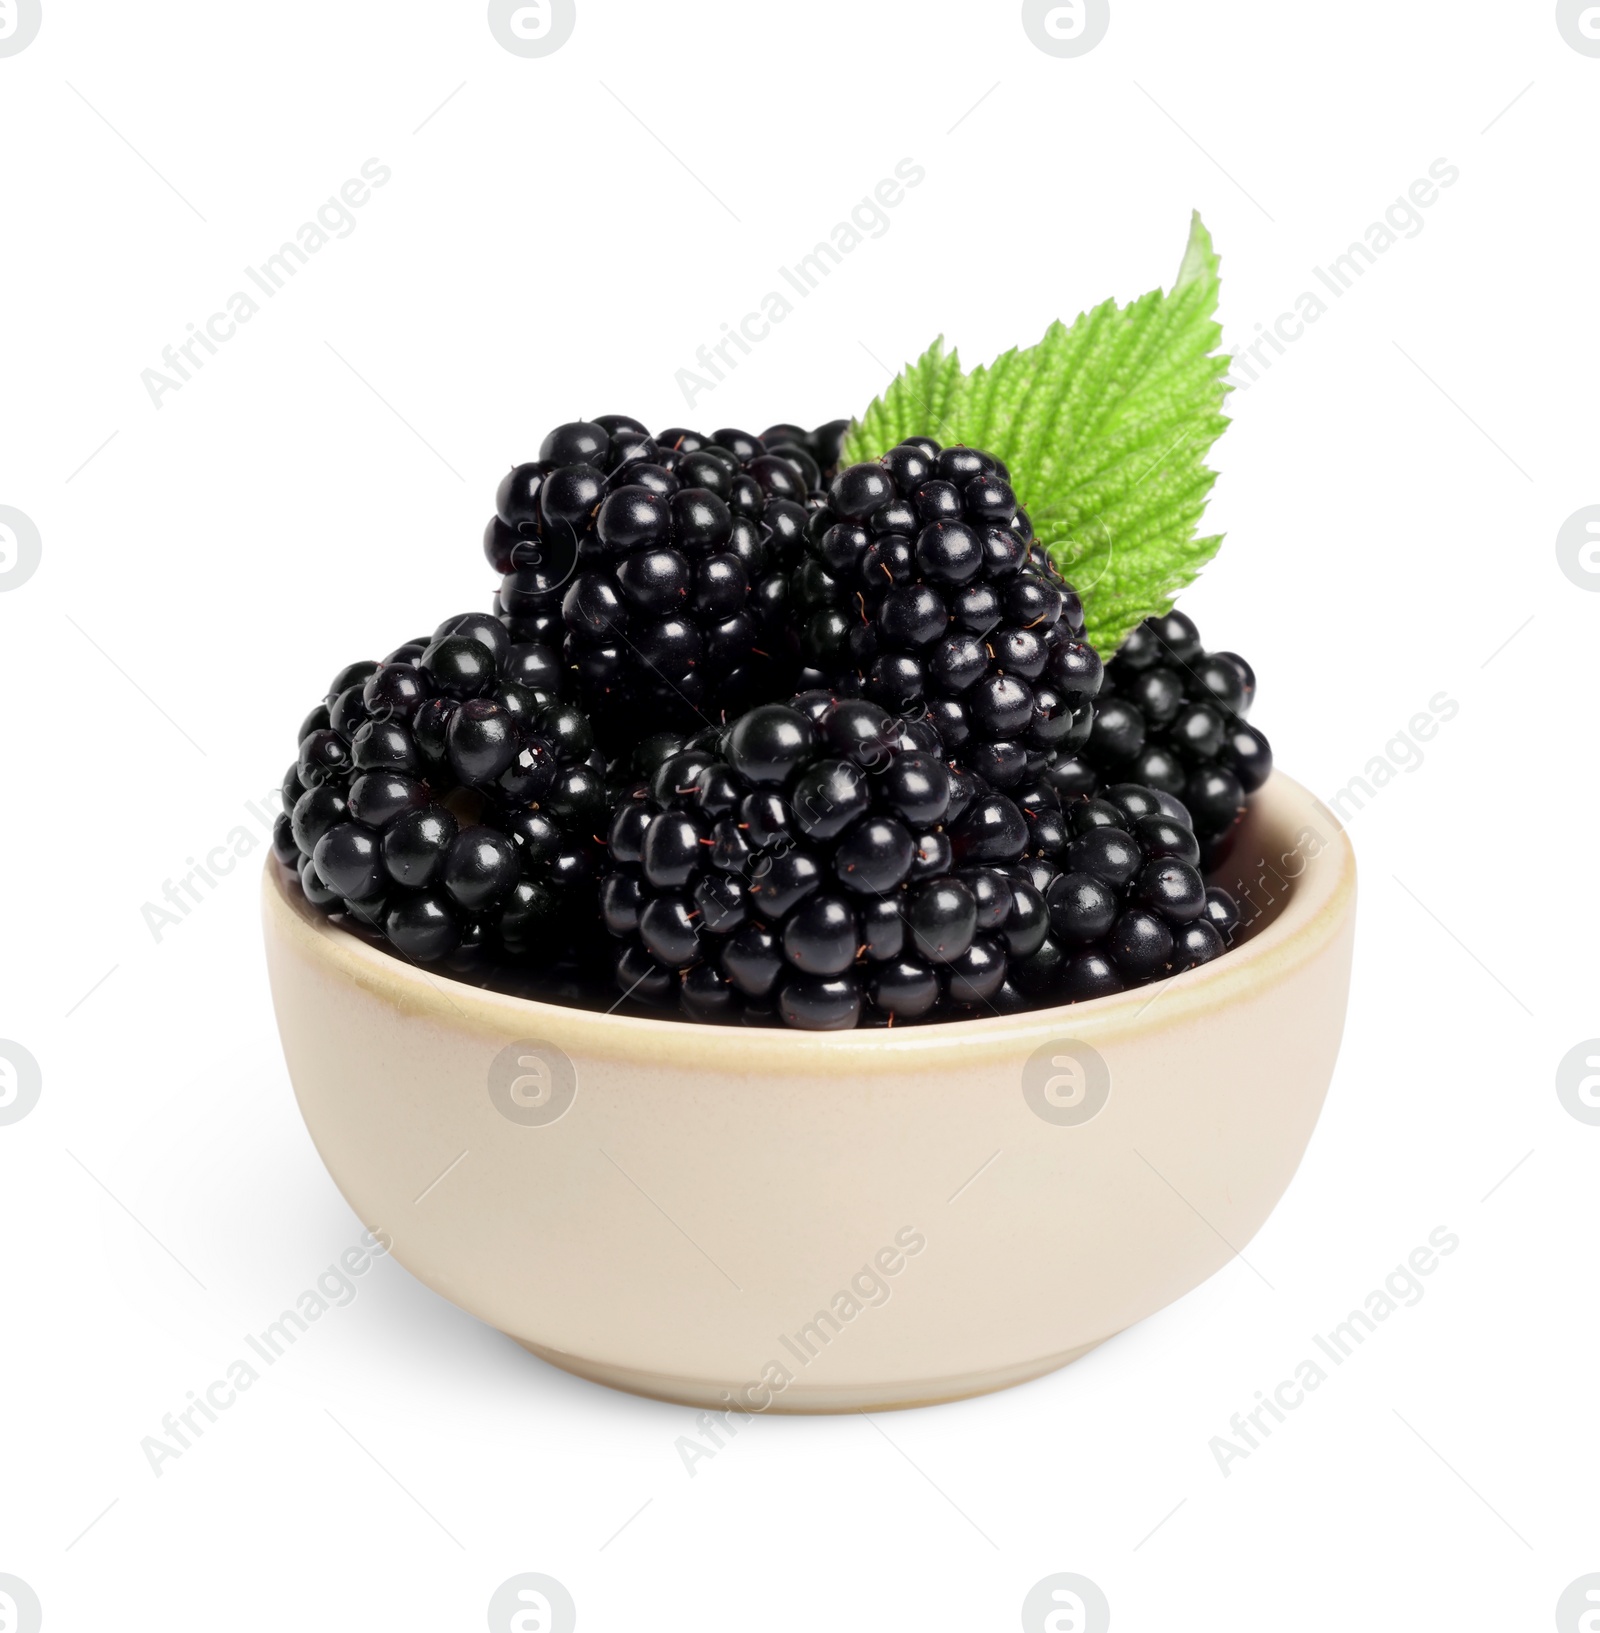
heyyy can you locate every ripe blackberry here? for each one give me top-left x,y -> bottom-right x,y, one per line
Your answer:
281,611 -> 607,969
1007,782 -> 1241,1002
598,696 -> 1052,1030
1070,610 -> 1271,864
790,439 -> 1102,793
486,418 -> 841,740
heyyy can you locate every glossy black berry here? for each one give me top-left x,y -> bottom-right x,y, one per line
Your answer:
595,692 -> 1022,1027
493,417 -> 836,740
1069,610 -> 1271,860
284,614 -> 603,978
787,439 -> 1101,795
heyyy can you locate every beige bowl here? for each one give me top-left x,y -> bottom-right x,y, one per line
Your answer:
263,771 -> 1354,1413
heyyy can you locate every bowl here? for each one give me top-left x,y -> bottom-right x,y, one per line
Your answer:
262,770 -> 1355,1412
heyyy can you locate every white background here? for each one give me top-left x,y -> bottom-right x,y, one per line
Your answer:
2,2 -> 1596,1628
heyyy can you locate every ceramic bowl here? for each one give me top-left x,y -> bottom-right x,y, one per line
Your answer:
262,770 -> 1355,1412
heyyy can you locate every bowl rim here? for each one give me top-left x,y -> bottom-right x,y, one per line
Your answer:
263,770 -> 1355,1073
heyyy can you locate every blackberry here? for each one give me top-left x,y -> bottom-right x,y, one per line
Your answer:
281,611 -> 607,969
598,696 -> 1052,1030
1007,782 -> 1241,1002
1070,610 -> 1271,864
789,439 -> 1102,794
486,418 -> 843,741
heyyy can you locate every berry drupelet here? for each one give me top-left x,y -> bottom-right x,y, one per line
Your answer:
790,438 -> 1103,794
486,418 -> 843,740
1069,609 -> 1271,865
280,611 -> 607,968
598,697 -> 1053,1030
756,418 -> 853,487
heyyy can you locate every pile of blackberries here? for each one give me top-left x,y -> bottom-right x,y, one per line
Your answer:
276,419 -> 1266,1029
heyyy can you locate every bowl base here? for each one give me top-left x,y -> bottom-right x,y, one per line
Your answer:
510,1333 -> 1115,1413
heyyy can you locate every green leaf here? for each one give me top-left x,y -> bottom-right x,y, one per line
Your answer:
840,212 -> 1232,656
846,337 -> 967,458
